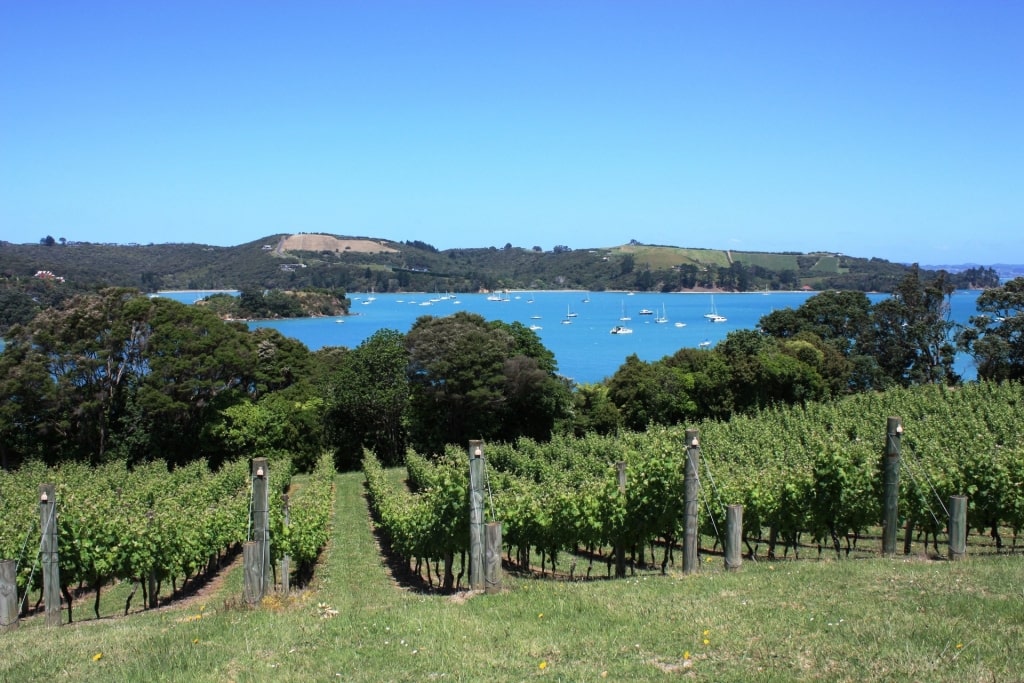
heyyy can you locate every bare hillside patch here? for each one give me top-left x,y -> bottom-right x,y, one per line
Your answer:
281,234 -> 398,254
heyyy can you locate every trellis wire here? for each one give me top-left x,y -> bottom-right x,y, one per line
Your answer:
900,450 -> 947,530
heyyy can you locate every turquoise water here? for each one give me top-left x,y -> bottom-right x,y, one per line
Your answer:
229,289 -> 982,385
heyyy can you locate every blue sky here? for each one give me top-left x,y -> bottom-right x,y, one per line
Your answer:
2,2 -> 1021,265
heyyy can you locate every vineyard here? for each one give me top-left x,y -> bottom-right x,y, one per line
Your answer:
365,381 -> 1024,583
0,452 -> 334,624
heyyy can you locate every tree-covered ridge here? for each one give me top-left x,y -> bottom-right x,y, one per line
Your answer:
1,234 -> 1000,305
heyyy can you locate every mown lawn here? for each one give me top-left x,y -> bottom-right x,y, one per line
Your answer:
2,471 -> 1022,682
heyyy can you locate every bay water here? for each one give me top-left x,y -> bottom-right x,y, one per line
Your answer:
156,289 -> 984,385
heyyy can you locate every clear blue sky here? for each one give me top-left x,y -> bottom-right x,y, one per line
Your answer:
2,2 -> 1021,265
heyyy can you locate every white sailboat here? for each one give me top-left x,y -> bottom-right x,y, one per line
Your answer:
655,303 -> 669,324
704,295 -> 727,323
620,301 -> 631,321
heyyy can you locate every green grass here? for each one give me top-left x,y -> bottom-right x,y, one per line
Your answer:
3,471 -> 1022,682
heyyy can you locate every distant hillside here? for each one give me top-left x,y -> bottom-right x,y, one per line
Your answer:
922,263 -> 1024,281
1,234 -> 1000,304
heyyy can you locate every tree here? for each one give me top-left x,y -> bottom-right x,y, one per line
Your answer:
607,354 -> 697,430
404,312 -> 568,453
569,383 -> 622,436
251,327 -> 314,396
0,329 -> 59,467
792,290 -> 872,355
0,288 -> 149,463
714,330 -> 827,413
136,298 -> 256,463
868,266 -> 958,387
957,277 -> 1024,381
620,254 -> 635,276
759,290 -> 873,392
325,329 -> 410,469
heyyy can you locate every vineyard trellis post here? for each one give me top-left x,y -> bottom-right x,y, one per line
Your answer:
468,440 -> 485,591
683,430 -> 700,574
615,461 -> 627,578
0,559 -> 18,632
280,493 -> 291,597
948,495 -> 967,561
244,458 -> 271,604
484,521 -> 503,594
39,483 -> 61,626
882,417 -> 902,558
725,504 -> 743,571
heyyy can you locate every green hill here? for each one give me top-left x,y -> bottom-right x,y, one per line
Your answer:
1,234 -> 999,304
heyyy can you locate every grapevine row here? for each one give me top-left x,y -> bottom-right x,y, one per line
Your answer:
270,452 -> 335,574
363,382 -> 1024,574
0,451 -> 336,619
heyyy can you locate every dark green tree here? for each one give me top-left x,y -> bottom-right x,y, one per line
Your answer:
404,312 -> 568,454
325,329 -> 410,470
136,298 -> 256,463
867,266 -> 958,387
569,383 -> 623,436
759,290 -> 873,391
0,288 -> 148,463
957,277 -> 1024,381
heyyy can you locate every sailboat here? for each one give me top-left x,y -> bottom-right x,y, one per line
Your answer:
655,303 -> 669,324
619,301 -> 631,321
566,304 -> 578,318
704,295 -> 727,323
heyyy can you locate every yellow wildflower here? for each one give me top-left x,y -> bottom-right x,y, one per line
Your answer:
92,653 -> 103,662
539,660 -> 547,670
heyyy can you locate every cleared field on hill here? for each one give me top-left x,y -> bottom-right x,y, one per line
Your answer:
280,234 -> 398,254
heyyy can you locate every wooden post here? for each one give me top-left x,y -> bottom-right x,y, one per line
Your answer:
468,440 -> 485,591
725,504 -> 743,571
882,417 -> 902,558
39,483 -> 60,626
948,495 -> 967,561
615,461 -> 627,578
683,429 -> 700,574
242,542 -> 262,605
0,559 -> 18,631
484,521 -> 503,594
251,458 -> 271,598
280,494 -> 291,597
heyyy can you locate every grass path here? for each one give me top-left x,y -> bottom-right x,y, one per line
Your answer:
2,471 -> 1022,681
